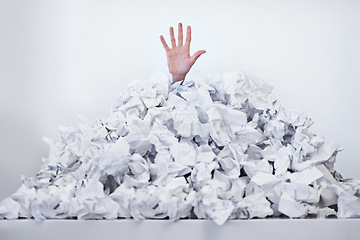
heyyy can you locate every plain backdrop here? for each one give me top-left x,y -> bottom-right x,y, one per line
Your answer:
0,0 -> 360,200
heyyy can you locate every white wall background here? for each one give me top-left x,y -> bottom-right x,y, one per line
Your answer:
0,0 -> 359,200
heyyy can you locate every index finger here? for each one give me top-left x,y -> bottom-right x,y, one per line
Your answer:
185,25 -> 191,47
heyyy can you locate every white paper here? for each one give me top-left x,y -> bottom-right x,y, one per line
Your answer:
1,71 -> 359,225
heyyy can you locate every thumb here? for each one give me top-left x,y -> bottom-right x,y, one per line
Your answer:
191,50 -> 206,63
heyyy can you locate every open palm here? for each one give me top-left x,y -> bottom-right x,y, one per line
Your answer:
160,23 -> 206,85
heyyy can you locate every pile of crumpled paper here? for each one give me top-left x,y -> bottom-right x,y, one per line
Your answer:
0,71 -> 359,225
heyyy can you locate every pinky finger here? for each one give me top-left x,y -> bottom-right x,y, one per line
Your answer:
160,35 -> 170,52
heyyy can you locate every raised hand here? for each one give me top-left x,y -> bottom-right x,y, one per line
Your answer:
160,23 -> 206,85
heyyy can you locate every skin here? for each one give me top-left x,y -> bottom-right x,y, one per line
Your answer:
160,23 -> 206,85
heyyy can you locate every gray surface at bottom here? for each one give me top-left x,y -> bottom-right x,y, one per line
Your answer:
0,219 -> 359,240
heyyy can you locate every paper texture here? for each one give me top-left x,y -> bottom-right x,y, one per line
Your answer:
1,71 -> 359,224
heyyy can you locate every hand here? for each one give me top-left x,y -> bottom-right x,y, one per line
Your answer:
160,23 -> 206,85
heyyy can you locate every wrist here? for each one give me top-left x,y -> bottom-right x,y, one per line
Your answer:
171,73 -> 187,84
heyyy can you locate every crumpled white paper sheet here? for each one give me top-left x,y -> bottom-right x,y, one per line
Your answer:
1,71 -> 359,224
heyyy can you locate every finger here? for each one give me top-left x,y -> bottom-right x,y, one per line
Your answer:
178,23 -> 183,46
191,50 -> 206,63
160,35 -> 170,52
185,25 -> 191,48
170,26 -> 176,48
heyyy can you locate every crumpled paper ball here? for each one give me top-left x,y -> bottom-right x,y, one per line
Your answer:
1,71 -> 359,225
